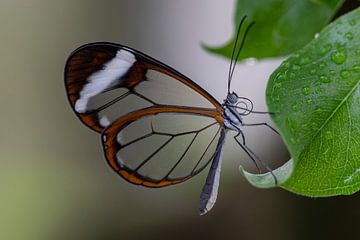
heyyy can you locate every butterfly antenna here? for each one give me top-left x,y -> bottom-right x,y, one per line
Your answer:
228,21 -> 255,84
227,15 -> 247,94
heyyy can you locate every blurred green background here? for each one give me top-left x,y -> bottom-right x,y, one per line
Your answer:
0,1 -> 358,239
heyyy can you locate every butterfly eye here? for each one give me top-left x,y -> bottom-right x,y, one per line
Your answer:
226,93 -> 238,104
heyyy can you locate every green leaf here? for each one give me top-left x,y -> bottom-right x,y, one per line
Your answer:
240,159 -> 295,188
204,0 -> 344,60
262,8 -> 360,196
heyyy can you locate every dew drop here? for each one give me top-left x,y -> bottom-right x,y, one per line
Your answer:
340,70 -> 350,79
345,32 -> 353,40
302,87 -> 311,95
324,131 -> 333,140
315,88 -> 325,94
314,80 -> 321,86
292,103 -> 300,112
300,57 -> 310,65
283,61 -> 290,68
353,64 -> 360,72
277,73 -> 285,81
310,69 -> 317,75
335,42 -> 345,49
319,61 -> 326,69
245,58 -> 258,66
349,19 -> 356,26
306,98 -> 313,104
331,50 -> 347,65
319,43 -> 332,56
274,82 -> 282,88
314,33 -> 320,39
320,75 -> 331,83
329,70 -> 336,76
292,64 -> 300,71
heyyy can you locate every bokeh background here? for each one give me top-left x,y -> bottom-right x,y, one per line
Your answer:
0,1 -> 358,239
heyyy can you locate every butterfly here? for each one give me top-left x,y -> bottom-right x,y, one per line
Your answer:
64,16 -> 277,215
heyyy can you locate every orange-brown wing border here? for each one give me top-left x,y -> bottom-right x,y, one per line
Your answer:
101,106 -> 224,188
64,42 -> 222,133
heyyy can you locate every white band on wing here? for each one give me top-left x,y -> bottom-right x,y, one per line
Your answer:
75,49 -> 136,113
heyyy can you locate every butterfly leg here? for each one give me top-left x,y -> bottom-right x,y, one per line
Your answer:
231,123 -> 278,184
233,130 -> 261,173
241,122 -> 279,135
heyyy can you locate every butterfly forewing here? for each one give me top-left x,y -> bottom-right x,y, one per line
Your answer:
65,42 -> 221,132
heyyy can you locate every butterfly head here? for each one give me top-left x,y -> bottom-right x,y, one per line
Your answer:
226,92 -> 240,104
225,92 -> 254,116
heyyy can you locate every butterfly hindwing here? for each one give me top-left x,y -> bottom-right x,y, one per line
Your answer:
102,107 -> 223,187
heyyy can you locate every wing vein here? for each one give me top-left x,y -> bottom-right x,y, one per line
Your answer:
134,136 -> 174,171
191,126 -> 221,174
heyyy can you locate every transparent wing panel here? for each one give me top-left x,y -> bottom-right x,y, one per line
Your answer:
96,94 -> 152,127
168,124 -> 220,179
114,113 -> 222,182
135,70 -> 215,109
117,134 -> 171,170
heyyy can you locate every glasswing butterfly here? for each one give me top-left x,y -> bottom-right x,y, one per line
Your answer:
64,17 -> 278,215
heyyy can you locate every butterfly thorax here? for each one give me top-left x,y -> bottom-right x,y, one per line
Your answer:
222,93 -> 243,130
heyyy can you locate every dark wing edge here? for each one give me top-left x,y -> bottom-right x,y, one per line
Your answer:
101,106 -> 224,188
64,42 -> 222,133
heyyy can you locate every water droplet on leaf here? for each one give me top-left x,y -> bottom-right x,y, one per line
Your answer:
319,44 -> 332,56
349,19 -> 356,26
310,69 -> 317,75
320,75 -> 331,83
331,50 -> 347,65
302,87 -> 310,95
345,32 -> 353,40
300,57 -> 310,65
292,64 -> 300,71
319,61 -> 326,69
325,131 -> 333,140
315,88 -> 325,94
292,103 -> 300,112
274,82 -> 282,88
353,64 -> 360,72
329,70 -> 336,76
245,58 -> 257,66
340,70 -> 350,79
277,73 -> 285,81
283,61 -> 290,68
